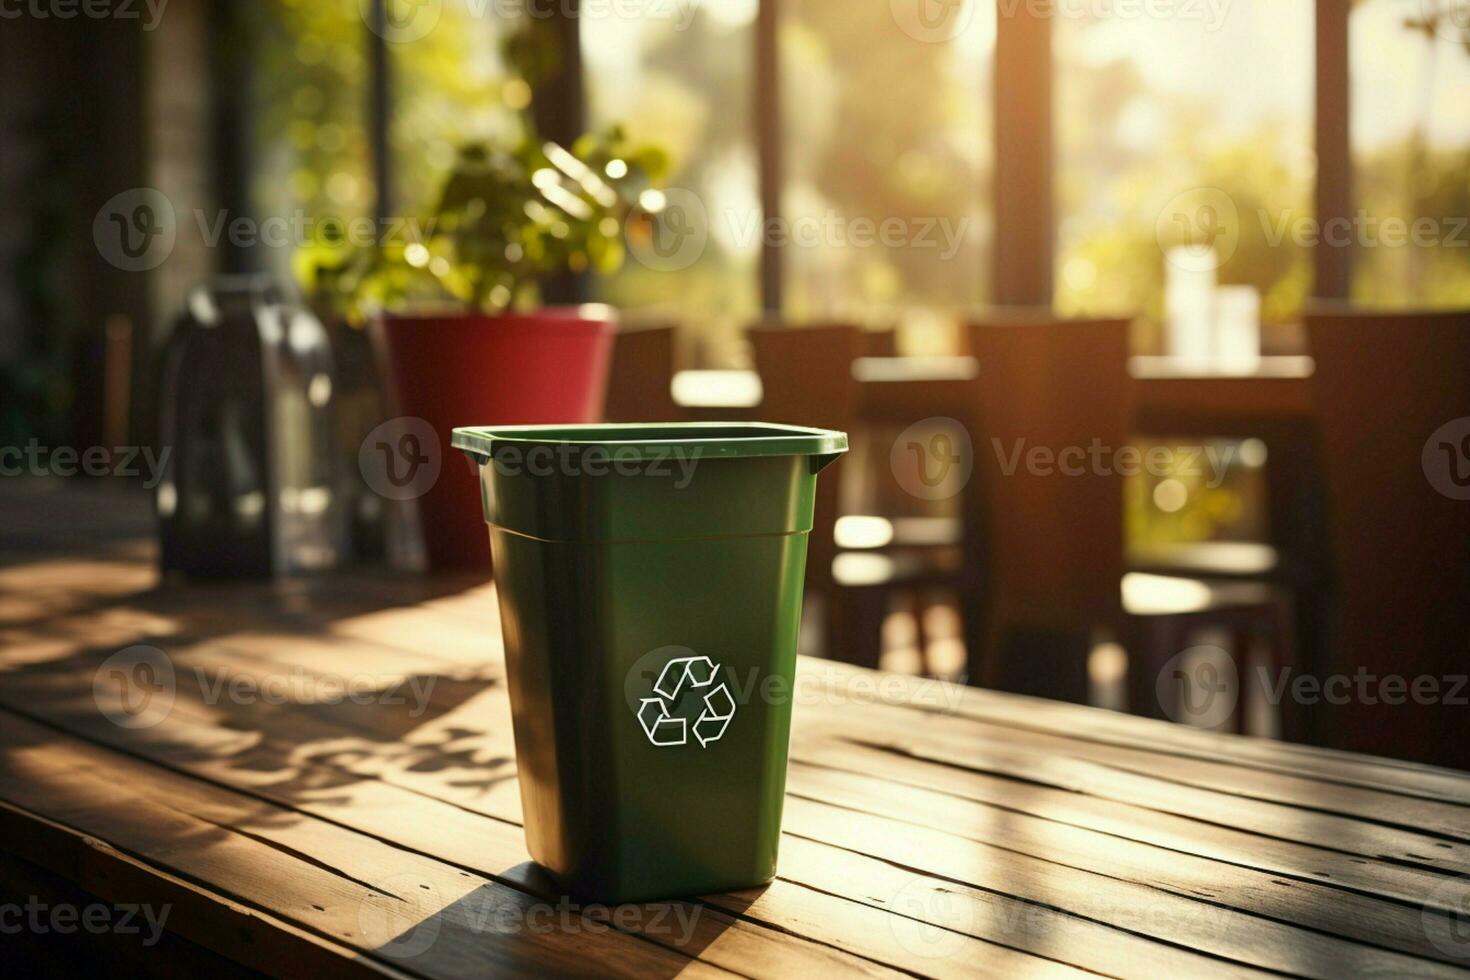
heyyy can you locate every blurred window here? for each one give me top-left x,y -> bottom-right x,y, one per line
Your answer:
1350,0 -> 1470,308
390,0 -> 527,215
779,0 -> 994,349
243,0 -> 373,282
1054,2 -> 1315,350
582,2 -> 760,366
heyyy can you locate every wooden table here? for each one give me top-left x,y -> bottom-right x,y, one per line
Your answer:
675,355 -> 1314,428
1128,356 -> 1317,434
3,481 -> 1470,977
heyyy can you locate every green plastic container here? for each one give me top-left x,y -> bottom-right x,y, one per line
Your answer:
451,422 -> 847,902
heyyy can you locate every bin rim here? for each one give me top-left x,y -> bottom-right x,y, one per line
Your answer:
452,421 -> 848,464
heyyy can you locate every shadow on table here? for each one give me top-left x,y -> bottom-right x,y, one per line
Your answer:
363,861 -> 740,975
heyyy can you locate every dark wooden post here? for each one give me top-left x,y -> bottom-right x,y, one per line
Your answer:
992,6 -> 1053,307
532,2 -> 587,305
756,0 -> 782,315
1314,0 -> 1352,300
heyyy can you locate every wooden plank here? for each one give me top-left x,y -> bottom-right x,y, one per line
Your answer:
0,658 -> 1072,977
11,629 -> 1466,975
8,543 -> 1470,974
802,696 -> 1470,842
809,659 -> 1470,803
0,800 -> 406,980
780,795 -> 1470,979
787,743 -> 1464,957
0,843 -> 300,979
786,741 -> 1465,961
0,713 -> 733,979
796,702 -> 1470,873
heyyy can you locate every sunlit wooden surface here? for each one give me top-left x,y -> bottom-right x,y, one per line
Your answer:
2,480 -> 1469,977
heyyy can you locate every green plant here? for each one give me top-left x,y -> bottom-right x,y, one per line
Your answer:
300,128 -> 667,321
296,23 -> 668,321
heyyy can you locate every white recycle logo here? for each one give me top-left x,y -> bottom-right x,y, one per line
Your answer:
635,655 -> 736,748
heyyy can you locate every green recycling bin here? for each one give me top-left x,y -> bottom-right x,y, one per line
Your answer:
451,422 -> 847,903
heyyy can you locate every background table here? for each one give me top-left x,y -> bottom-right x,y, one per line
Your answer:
2,481 -> 1468,977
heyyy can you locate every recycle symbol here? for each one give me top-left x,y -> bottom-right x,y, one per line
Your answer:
635,655 -> 737,748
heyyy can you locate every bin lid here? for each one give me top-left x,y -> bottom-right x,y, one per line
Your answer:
452,422 -> 848,464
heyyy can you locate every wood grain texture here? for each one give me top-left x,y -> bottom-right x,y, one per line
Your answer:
2,483 -> 1470,977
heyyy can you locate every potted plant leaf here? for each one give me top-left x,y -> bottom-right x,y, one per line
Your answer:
300,36 -> 669,570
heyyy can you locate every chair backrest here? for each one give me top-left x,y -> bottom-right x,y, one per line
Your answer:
965,316 -> 1132,631
604,324 -> 681,422
1305,308 -> 1470,766
748,325 -> 863,586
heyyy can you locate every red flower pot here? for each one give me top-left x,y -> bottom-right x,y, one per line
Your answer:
376,308 -> 615,570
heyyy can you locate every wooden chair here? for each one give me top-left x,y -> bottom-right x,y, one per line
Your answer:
966,315 -> 1296,725
1305,308 -> 1470,770
604,324 -> 682,423
748,325 -> 976,669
